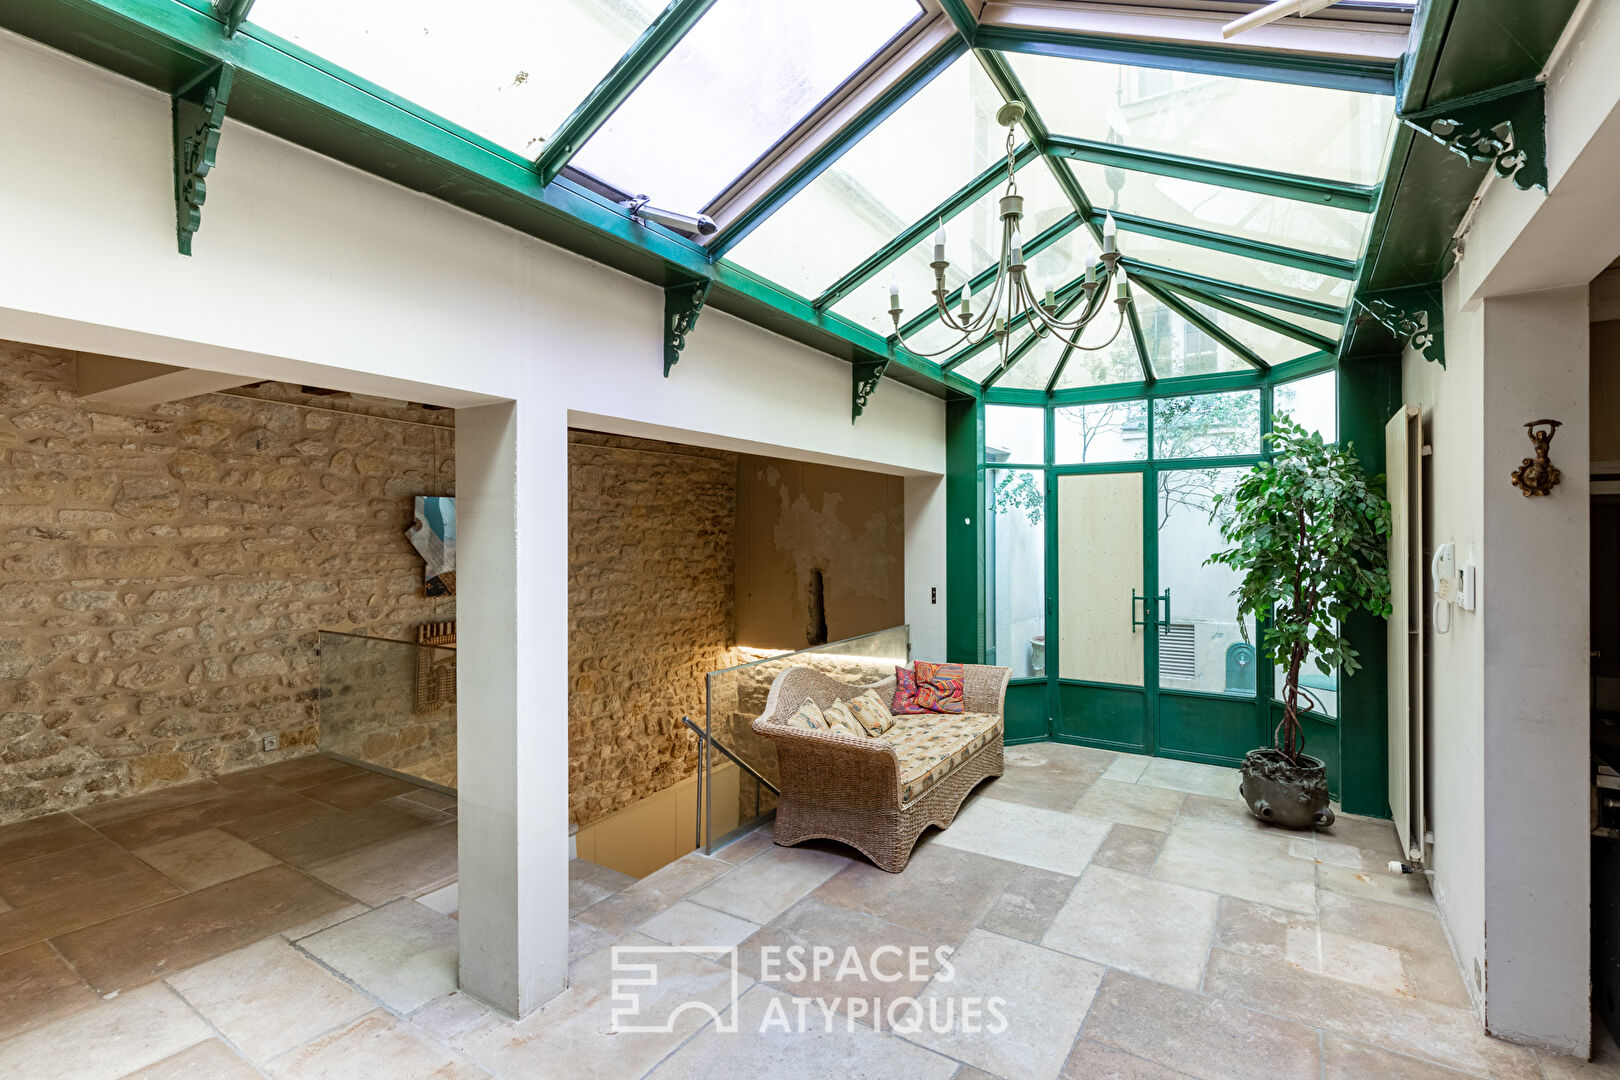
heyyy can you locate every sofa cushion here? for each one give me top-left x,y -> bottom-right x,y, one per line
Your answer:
847,689 -> 896,736
888,711 -> 1002,804
913,661 -> 965,714
819,698 -> 867,737
891,665 -> 929,714
784,697 -> 852,733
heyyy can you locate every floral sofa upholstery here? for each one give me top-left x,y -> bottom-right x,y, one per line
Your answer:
750,663 -> 1010,873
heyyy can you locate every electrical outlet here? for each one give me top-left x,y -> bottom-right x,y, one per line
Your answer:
263,734 -> 280,752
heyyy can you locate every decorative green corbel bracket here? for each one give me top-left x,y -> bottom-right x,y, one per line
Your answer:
1399,79 -> 1546,192
663,279 -> 711,376
212,0 -> 255,36
852,352 -> 890,422
173,63 -> 235,256
1356,285 -> 1443,366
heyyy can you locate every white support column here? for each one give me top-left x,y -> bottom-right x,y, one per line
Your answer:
456,397 -> 570,1016
1478,286 -> 1591,1054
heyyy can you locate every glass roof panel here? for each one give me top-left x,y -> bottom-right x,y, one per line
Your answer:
572,0 -> 923,212
1009,54 -> 1394,185
836,163 -> 1081,342
1119,229 -> 1352,309
725,55 -> 1010,300
252,0 -> 662,158
993,331 -> 1067,391
1064,159 -> 1371,261
1174,295 -> 1322,366
1132,285 -> 1252,380
1051,300 -> 1144,390
954,325 -> 1033,385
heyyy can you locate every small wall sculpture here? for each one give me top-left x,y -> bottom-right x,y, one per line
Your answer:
1510,419 -> 1562,497
408,496 -> 457,596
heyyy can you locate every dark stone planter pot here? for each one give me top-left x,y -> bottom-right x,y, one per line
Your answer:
1239,748 -> 1334,829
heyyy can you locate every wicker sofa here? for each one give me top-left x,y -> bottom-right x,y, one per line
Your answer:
750,663 -> 1010,873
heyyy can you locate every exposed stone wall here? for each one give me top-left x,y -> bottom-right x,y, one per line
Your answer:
567,431 -> 739,827
0,341 -> 454,822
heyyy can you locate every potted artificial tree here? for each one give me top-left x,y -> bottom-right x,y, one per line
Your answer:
1207,415 -> 1392,829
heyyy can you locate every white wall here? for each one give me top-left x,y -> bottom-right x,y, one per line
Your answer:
0,26 -> 948,1013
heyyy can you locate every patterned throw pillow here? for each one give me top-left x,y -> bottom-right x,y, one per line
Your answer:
914,660 -> 965,714
891,665 -> 929,715
820,698 -> 867,737
847,689 -> 896,736
784,697 -> 829,730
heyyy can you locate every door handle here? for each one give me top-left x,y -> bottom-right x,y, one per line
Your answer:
1131,590 -> 1148,631
1158,589 -> 1172,627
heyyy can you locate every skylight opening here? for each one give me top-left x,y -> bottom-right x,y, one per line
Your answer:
569,0 -> 924,214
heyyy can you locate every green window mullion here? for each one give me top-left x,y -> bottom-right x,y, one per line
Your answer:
1126,288 -> 1156,384
1147,277 -> 1338,356
1121,260 -> 1346,324
1135,278 -> 1268,372
1091,210 -> 1357,281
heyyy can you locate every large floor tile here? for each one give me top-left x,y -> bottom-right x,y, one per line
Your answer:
1317,813 -> 1406,863
1103,753 -> 1152,783
645,983 -> 959,1080
1178,793 -> 1271,833
73,781 -> 222,827
244,754 -> 364,787
905,928 -> 1105,1080
0,838 -> 152,906
305,820 -> 456,905
1062,1037 -> 1197,1079
569,858 -> 637,915
738,896 -> 946,1019
978,863 -> 1077,944
166,937 -> 373,1063
1153,818 -> 1316,914
0,812 -> 100,866
0,983 -> 211,1080
1316,891 -> 1472,1008
253,798 -> 445,869
927,795 -> 1111,877
1202,947 -> 1541,1079
982,744 -> 1110,811
640,900 -> 760,949
217,797 -> 342,842
1084,968 -> 1323,1080
1043,865 -> 1219,989
265,1010 -> 485,1080
459,932 -> 749,1080
408,991 -> 495,1042
569,918 -> 620,962
95,785 -> 312,849
710,825 -> 776,865
0,940 -> 100,1040
298,898 -> 458,1013
811,843 -> 1016,942
0,868 -> 182,953
1138,759 -> 1243,800
1210,894 -> 1408,998
689,845 -> 850,925
298,771 -> 418,811
1323,1034 -> 1482,1079
576,852 -> 733,933
131,828 -> 278,890
1317,861 -> 1437,912
54,865 -> 352,993
1092,823 -> 1167,875
1071,779 -> 1186,831
119,1038 -> 263,1080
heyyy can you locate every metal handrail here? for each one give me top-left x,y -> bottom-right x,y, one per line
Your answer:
681,715 -> 779,852
681,716 -> 780,795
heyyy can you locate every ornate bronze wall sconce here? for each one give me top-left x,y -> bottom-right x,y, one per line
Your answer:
1510,419 -> 1562,497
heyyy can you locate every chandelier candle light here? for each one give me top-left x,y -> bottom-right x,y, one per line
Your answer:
886,101 -> 1132,373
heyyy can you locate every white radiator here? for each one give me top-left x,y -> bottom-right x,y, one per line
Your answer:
1386,405 -> 1426,863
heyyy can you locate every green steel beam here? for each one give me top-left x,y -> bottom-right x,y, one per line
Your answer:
211,0 -> 250,35
1045,136 -> 1379,213
534,0 -> 718,185
814,141 -> 1038,312
974,24 -> 1398,96
1089,209 -> 1357,280
1120,259 -> 1346,323
894,211 -> 1084,341
708,38 -> 969,257
1146,275 -> 1338,355
1134,276 -> 1268,372
10,0 -> 981,400
1126,286 -> 1155,383
937,0 -> 978,42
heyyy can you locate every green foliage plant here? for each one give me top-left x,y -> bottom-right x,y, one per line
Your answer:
1207,415 -> 1393,765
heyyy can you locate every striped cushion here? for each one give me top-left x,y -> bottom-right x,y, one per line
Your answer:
820,698 -> 867,737
847,689 -> 896,737
888,712 -> 1002,804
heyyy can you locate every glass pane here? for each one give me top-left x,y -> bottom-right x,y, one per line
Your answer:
1120,229 -> 1352,310
1054,400 -> 1148,463
1153,390 -> 1262,459
1066,158 -> 1371,261
1009,53 -> 1394,185
1054,301 -> 1144,390
1058,472 -> 1144,686
253,0 -> 662,158
1273,369 -> 1338,442
1158,469 -> 1254,695
1175,296 -> 1322,367
995,330 -> 1066,391
984,404 -> 1044,463
842,162 -> 1076,341
987,469 -> 1046,679
572,0 -> 921,210
1134,287 -> 1251,380
952,344 -> 1008,385
725,55 -> 1009,299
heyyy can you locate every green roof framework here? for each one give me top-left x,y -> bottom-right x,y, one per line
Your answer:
11,0 -> 1528,406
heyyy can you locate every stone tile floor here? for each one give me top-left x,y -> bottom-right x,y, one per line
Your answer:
2,743 -> 1616,1078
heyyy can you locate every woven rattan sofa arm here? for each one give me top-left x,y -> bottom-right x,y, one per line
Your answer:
961,664 -> 1011,716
